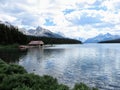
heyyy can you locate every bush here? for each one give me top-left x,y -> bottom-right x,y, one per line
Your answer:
0,59 -> 6,65
13,85 -> 32,90
0,59 -> 27,74
57,84 -> 69,90
73,83 -> 90,90
73,83 -> 98,90
0,73 -> 69,90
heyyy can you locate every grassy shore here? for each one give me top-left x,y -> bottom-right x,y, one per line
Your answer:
0,59 -> 98,90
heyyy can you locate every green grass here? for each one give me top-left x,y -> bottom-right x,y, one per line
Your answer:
0,59 -> 98,90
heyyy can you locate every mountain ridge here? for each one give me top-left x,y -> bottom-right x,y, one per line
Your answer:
27,26 -> 64,38
84,33 -> 120,43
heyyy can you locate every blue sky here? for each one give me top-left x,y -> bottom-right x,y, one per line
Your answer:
0,0 -> 120,39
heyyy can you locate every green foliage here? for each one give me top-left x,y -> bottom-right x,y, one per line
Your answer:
0,23 -> 28,45
73,83 -> 90,90
13,85 -> 32,90
92,87 -> 99,90
0,59 -> 27,74
0,59 -> 98,90
73,83 -> 98,90
56,84 -> 69,90
0,73 -> 68,90
0,59 -> 6,65
0,74 -> 6,83
0,64 -> 27,74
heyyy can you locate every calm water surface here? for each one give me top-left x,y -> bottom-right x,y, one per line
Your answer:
1,44 -> 120,90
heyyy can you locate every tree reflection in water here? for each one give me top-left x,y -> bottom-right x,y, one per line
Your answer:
0,49 -> 27,63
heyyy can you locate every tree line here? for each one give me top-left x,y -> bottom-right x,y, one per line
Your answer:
27,35 -> 81,44
0,23 -> 27,45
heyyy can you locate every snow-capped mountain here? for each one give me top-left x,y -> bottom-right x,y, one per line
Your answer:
84,33 -> 120,43
27,26 -> 64,38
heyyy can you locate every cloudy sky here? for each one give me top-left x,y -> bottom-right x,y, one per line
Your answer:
0,0 -> 120,39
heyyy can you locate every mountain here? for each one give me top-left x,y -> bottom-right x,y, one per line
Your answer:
27,26 -> 64,38
84,33 -> 120,43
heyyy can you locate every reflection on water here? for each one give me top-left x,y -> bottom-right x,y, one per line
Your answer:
1,44 -> 120,90
0,49 -> 27,63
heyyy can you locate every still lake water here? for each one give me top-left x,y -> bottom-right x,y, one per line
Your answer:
1,44 -> 120,90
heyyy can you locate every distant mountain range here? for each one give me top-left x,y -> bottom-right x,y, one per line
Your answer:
27,26 -> 64,38
84,33 -> 120,43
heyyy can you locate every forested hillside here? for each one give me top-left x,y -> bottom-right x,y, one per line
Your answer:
0,23 -> 27,45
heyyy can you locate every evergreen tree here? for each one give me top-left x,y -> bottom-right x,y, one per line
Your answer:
0,23 -> 27,45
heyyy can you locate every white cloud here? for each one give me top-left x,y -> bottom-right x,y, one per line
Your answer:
0,0 -> 120,39
0,14 -> 16,23
101,11 -> 120,25
102,0 -> 120,11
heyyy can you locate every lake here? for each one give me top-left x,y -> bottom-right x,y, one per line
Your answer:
1,44 -> 120,90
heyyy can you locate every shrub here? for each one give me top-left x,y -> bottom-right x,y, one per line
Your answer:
57,84 -> 69,90
73,83 -> 90,90
92,87 -> 98,90
0,59 -> 27,74
13,85 -> 32,90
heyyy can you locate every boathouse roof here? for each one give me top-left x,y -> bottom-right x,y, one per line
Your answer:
28,41 -> 44,45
